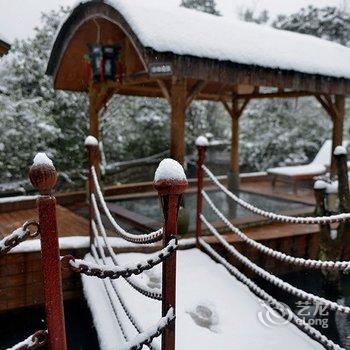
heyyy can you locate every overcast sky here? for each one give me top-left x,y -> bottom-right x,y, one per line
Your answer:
0,0 -> 345,42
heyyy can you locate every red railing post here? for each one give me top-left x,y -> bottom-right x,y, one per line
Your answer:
85,136 -> 99,245
29,153 -> 67,350
154,159 -> 188,350
195,136 -> 208,249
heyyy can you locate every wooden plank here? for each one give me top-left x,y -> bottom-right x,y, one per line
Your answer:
0,205 -> 89,238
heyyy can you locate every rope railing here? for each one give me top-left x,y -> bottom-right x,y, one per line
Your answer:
120,308 -> 175,350
84,137 -> 187,350
203,164 -> 350,225
0,221 -> 39,255
105,149 -> 169,172
61,238 -> 177,279
92,167 -> 163,244
91,240 -> 159,350
200,213 -> 350,314
92,206 -> 162,300
199,239 -> 344,350
202,190 -> 350,272
7,330 -> 48,350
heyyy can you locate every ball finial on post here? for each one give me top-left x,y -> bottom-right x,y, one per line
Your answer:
154,158 -> 188,197
29,153 -> 57,195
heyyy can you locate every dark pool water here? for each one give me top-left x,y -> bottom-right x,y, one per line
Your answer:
113,190 -> 310,230
0,299 -> 99,349
256,270 -> 350,349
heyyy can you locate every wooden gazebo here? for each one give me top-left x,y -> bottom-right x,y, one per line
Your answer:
0,36 -> 10,56
47,0 -> 350,188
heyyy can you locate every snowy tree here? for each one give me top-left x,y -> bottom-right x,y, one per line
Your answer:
239,98 -> 331,172
273,5 -> 350,46
239,8 -> 269,24
181,0 -> 221,16
0,7 -> 88,183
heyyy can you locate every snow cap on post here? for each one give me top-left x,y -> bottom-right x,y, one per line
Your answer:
195,135 -> 209,147
84,135 -> 99,147
314,180 -> 327,190
154,158 -> 188,195
29,153 -> 57,195
334,145 -> 347,156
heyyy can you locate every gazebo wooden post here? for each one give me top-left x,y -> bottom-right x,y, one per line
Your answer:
221,91 -> 250,193
229,95 -> 240,193
330,95 -> 345,176
170,77 -> 187,164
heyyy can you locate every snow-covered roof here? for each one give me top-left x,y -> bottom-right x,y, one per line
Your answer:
104,0 -> 350,79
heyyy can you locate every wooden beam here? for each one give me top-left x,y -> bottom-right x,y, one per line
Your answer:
157,79 -> 171,104
170,78 -> 187,164
315,94 -> 335,119
186,80 -> 206,107
236,90 -> 314,100
124,71 -> 152,85
237,98 -> 250,118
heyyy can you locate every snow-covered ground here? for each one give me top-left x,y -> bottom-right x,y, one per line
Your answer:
82,249 -> 323,349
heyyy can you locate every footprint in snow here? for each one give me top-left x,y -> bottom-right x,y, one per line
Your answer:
145,270 -> 161,290
187,301 -> 220,333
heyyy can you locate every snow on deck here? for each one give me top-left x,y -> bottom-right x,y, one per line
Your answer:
82,249 -> 323,349
102,0 -> 350,79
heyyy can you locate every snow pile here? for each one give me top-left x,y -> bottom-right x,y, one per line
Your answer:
154,158 -> 187,182
195,136 -> 209,147
33,152 -> 53,166
103,0 -> 350,79
82,249 -> 324,349
326,181 -> 338,194
84,135 -> 99,146
145,270 -> 161,290
334,146 -> 347,156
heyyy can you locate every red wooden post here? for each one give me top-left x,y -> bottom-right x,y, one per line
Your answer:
195,136 -> 208,249
85,136 -> 99,245
154,159 -> 188,350
29,153 -> 67,350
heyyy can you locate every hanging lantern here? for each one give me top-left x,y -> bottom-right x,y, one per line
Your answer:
102,44 -> 122,81
88,44 -> 103,82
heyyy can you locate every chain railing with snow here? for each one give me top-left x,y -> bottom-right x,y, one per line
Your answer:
84,136 -> 188,350
62,238 -> 177,278
91,166 -> 163,244
194,136 -> 350,350
203,164 -> 350,225
6,330 -> 48,350
0,221 -> 39,255
202,190 -> 350,272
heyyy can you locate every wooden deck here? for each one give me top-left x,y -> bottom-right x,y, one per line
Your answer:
0,175 -> 320,313
0,205 -> 89,313
0,205 -> 89,238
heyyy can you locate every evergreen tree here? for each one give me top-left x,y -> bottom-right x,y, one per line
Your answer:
0,7 -> 88,182
273,5 -> 350,46
239,8 -> 269,24
181,0 -> 221,16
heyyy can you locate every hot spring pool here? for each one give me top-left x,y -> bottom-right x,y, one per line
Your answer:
111,190 -> 311,230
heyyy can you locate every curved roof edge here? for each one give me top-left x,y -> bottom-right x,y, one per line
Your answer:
46,1 -> 148,77
46,1 -> 350,95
